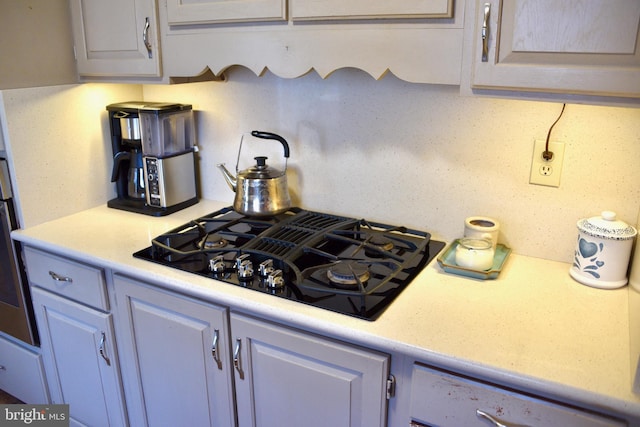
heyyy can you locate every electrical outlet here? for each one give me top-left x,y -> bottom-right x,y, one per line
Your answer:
529,139 -> 565,187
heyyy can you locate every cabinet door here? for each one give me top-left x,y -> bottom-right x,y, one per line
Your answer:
469,0 -> 640,97
69,0 -> 160,77
113,275 -> 235,427
166,0 -> 286,25
290,0 -> 453,20
231,312 -> 390,427
0,333 -> 49,404
31,287 -> 126,427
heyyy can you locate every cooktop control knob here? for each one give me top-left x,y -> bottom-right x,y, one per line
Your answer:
236,254 -> 254,280
266,269 -> 285,289
258,259 -> 275,277
209,255 -> 226,274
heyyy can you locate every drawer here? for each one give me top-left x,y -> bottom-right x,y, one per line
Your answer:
409,364 -> 625,427
23,246 -> 108,310
0,333 -> 49,403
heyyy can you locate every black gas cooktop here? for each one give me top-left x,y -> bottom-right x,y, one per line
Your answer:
134,207 -> 445,320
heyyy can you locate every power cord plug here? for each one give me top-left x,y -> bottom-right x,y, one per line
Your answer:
543,103 -> 566,161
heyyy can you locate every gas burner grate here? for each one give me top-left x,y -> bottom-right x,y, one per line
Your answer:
251,237 -> 298,258
288,211 -> 351,230
134,206 -> 445,320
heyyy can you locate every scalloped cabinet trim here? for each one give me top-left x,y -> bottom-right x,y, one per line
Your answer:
160,0 -> 464,85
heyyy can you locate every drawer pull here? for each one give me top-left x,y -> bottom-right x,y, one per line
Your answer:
481,3 -> 491,62
476,409 -> 520,427
211,329 -> 222,370
233,338 -> 244,379
99,332 -> 111,366
49,271 -> 72,283
0,365 -> 6,371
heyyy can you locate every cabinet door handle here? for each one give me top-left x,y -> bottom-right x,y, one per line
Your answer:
143,17 -> 152,58
99,332 -> 111,366
49,271 -> 72,283
233,338 -> 244,379
481,3 -> 491,62
476,409 -> 521,427
211,329 -> 222,370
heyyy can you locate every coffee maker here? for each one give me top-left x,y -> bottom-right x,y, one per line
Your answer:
106,102 -> 198,216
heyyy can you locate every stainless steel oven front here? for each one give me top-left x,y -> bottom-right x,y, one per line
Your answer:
0,158 -> 37,345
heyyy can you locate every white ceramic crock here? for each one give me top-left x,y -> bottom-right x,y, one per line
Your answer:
464,216 -> 500,250
570,211 -> 637,289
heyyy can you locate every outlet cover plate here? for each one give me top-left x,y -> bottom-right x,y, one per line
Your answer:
529,140 -> 565,187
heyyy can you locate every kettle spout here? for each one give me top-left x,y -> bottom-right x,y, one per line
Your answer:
217,163 -> 237,192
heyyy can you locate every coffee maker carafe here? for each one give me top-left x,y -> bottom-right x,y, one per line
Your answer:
111,135 -> 145,200
106,102 -> 198,216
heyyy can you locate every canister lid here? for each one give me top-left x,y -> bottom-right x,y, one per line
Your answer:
577,211 -> 637,240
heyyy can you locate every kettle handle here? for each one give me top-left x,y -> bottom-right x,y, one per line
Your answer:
251,131 -> 290,159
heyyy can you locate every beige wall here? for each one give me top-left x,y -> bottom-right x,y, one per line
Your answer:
0,84 -> 143,228
0,0 -> 76,89
0,68 -> 637,263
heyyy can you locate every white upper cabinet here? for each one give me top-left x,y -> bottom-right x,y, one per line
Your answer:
160,0 -> 465,84
465,0 -> 640,98
70,0 -> 161,79
290,0 -> 453,20
167,0 -> 287,25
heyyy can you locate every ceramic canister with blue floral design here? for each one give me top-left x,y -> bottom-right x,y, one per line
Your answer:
570,211 -> 637,289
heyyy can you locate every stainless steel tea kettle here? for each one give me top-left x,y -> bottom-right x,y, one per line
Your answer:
217,131 -> 291,217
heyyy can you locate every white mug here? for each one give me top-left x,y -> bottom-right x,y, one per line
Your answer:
464,216 -> 500,250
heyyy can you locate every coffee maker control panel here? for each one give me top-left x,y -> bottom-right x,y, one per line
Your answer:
144,158 -> 162,207
142,152 -> 197,209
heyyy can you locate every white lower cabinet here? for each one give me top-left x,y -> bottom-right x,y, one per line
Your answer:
20,248 -> 635,426
31,288 -> 126,426
112,274 -> 391,427
408,363 -> 626,427
0,332 -> 48,404
25,247 -> 127,427
112,274 -> 235,427
231,312 -> 390,427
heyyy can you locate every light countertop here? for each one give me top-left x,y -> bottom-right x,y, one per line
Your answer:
12,200 -> 640,421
